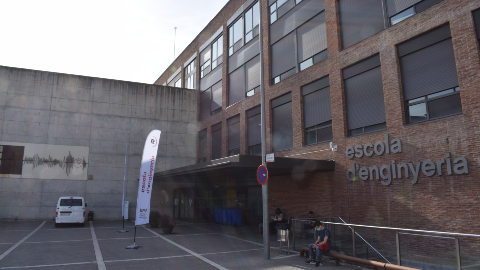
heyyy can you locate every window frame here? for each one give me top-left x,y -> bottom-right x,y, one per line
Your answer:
201,35 -> 223,79
184,59 -> 196,89
304,120 -> 332,146
405,87 -> 461,124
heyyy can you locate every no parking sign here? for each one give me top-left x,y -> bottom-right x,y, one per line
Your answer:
257,165 -> 268,185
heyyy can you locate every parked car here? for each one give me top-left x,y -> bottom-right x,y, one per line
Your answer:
55,196 -> 86,227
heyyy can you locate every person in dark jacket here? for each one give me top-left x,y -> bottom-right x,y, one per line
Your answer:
269,208 -> 283,233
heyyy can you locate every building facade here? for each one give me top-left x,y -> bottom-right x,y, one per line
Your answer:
154,0 -> 480,266
0,66 -> 197,220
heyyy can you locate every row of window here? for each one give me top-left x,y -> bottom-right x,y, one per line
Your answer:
179,0 -> 447,123
198,22 -> 466,162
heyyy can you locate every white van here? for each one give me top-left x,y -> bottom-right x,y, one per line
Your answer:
55,196 -> 86,227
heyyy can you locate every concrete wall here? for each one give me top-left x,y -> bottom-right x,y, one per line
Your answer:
0,66 -> 197,220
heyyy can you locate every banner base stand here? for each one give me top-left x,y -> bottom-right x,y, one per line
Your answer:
117,230 -> 129,233
126,245 -> 141,249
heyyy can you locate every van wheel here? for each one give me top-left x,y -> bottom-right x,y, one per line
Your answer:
55,223 -> 59,228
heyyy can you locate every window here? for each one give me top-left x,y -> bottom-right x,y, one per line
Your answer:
198,129 -> 207,163
229,18 -> 243,56
398,24 -> 461,124
338,0 -> 384,49
211,38 -> 223,70
199,34 -> 223,120
211,123 -> 222,160
343,55 -> 386,136
60,199 -> 83,207
184,59 -> 196,89
407,88 -> 461,123
271,93 -> 293,152
245,3 -> 259,43
270,0 -> 327,84
302,76 -> 332,145
200,35 -> 223,78
388,0 -> 444,25
0,145 -> 24,175
229,55 -> 261,105
228,115 -> 240,156
247,106 -> 262,155
269,0 -> 289,24
174,79 -> 181,88
168,69 -> 182,87
228,3 -> 261,105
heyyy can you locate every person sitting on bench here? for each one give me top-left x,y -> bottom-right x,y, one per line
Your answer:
305,221 -> 331,267
269,208 -> 283,233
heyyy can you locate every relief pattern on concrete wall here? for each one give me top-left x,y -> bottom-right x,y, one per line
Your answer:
0,141 -> 89,180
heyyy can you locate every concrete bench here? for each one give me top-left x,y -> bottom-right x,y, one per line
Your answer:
324,252 -> 420,270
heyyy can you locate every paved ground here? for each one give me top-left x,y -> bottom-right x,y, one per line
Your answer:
0,220 -> 364,270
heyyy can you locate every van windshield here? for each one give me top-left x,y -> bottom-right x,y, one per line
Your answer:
60,199 -> 83,206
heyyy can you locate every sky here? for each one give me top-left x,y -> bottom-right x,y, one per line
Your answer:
0,0 -> 230,84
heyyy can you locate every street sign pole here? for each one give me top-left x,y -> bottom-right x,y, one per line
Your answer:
258,0 -> 270,260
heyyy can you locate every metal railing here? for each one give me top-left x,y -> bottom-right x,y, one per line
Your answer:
319,220 -> 480,270
291,217 -> 390,263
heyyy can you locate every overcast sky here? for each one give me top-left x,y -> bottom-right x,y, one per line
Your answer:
0,0 -> 229,84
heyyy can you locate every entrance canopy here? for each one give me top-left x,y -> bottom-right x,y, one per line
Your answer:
154,155 -> 335,182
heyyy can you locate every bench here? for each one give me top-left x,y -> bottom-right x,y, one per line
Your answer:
323,252 -> 420,270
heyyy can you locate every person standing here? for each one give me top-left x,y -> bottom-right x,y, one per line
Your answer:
305,221 -> 331,267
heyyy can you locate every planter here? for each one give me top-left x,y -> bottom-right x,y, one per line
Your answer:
161,226 -> 174,234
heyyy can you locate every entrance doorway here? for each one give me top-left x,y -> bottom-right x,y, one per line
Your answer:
173,188 -> 194,221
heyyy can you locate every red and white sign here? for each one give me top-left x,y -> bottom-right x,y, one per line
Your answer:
135,130 -> 161,226
257,165 -> 268,185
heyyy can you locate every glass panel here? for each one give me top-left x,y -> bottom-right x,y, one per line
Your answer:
175,79 -> 181,88
271,12 -> 277,23
0,153 -> 2,159
229,47 -> 234,56
270,3 -> 277,13
229,27 -> 234,47
274,76 -> 280,84
0,146 -> 3,152
253,2 -> 259,27
212,59 -> 217,70
317,126 -> 333,143
408,96 -> 425,104
391,7 -> 415,25
300,58 -> 313,71
212,42 -> 218,60
295,0 -> 302,4
305,130 -> 316,145
455,87 -> 460,91
249,146 -> 256,155
245,31 -> 253,43
247,89 -> 255,97
427,88 -> 455,99
73,199 -> 83,206
245,9 -> 253,33
234,18 -> 243,44
408,102 -> 427,123
428,94 -> 462,120
349,127 -> 364,136
60,199 -> 73,206
217,37 -> 223,57
277,0 -> 287,7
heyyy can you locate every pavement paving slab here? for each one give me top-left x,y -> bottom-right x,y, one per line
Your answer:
97,236 -> 190,261
105,256 -> 219,270
0,240 -> 96,268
